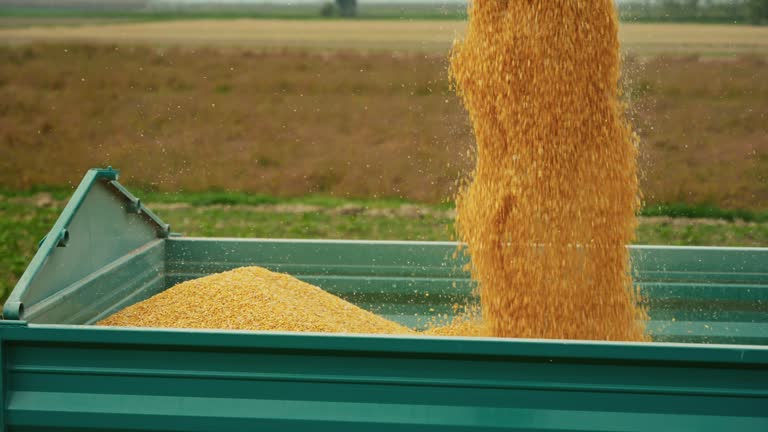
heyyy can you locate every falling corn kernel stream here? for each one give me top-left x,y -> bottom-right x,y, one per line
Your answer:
449,0 -> 648,340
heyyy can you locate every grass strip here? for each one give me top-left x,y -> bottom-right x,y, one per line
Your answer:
2,194 -> 767,302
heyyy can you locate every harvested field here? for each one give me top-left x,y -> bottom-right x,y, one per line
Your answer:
0,44 -> 765,209
1,20 -> 768,55
0,17 -> 136,29
619,23 -> 768,56
0,19 -> 464,52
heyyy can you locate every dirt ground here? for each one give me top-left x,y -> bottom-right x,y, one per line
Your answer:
0,43 -> 766,209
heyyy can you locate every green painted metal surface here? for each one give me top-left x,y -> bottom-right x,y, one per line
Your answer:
165,238 -> 768,345
3,168 -> 169,324
0,324 -> 766,432
1,168 -> 767,431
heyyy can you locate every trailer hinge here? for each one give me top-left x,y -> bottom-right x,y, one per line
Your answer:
2,301 -> 26,321
37,228 -> 70,249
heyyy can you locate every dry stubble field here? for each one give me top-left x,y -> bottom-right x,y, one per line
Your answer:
2,20 -> 768,55
0,20 -> 766,209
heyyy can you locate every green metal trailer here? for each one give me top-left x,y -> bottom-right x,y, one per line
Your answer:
1,168 -> 766,431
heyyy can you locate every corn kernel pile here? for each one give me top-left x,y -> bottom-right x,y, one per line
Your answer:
449,1 -> 648,340
98,266 -> 414,335
423,315 -> 487,337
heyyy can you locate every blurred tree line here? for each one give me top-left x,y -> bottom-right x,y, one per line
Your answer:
620,0 -> 768,24
320,0 -> 356,18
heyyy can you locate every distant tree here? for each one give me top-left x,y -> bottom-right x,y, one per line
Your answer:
659,0 -> 682,19
619,0 -> 757,23
684,0 -> 700,19
335,0 -> 357,17
320,2 -> 337,17
748,0 -> 768,24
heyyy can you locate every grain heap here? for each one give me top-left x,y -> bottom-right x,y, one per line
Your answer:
423,310 -> 488,337
98,266 -> 414,335
449,1 -> 648,340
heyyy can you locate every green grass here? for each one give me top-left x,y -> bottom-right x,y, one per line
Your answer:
7,187 -> 758,216
167,207 -> 453,240
141,191 -> 416,209
156,204 -> 768,246
0,198 -> 63,303
2,189 -> 768,303
2,5 -> 764,24
0,186 -> 427,208
146,196 -> 768,220
0,6 -> 320,21
636,222 -> 768,246
641,203 -> 768,222
141,194 -> 768,220
0,5 -> 468,23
